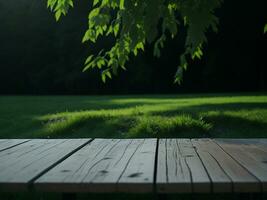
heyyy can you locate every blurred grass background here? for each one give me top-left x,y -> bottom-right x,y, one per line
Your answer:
1,93 -> 267,139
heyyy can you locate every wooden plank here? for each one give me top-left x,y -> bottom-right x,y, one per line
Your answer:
157,138 -> 191,193
157,139 -> 210,193
195,139 -> 260,192
0,139 -> 90,191
0,139 -> 7,144
117,139 -> 157,192
224,139 -> 267,153
0,139 -> 30,152
34,139 -> 157,193
215,139 -> 267,192
192,139 -> 232,193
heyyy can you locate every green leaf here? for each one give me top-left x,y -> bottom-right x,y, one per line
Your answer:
101,73 -> 106,83
264,24 -> 267,34
192,46 -> 203,59
106,25 -> 113,36
47,0 -> 57,9
121,65 -> 126,70
82,29 -> 96,43
93,0 -> 99,6
174,67 -> 183,84
180,54 -> 188,70
101,0 -> 109,6
106,71 -> 112,79
136,42 -> 144,51
55,10 -> 62,21
120,0 -> 125,9
95,57 -> 106,69
89,8 -> 100,20
85,55 -> 94,65
153,35 -> 165,58
183,16 -> 187,26
113,23 -> 120,36
68,0 -> 74,7
83,59 -> 96,71
153,45 -> 160,57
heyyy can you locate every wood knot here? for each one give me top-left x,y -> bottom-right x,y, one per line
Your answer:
61,170 -> 71,173
128,172 -> 143,178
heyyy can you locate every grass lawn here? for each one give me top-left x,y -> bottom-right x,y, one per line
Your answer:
0,93 -> 267,139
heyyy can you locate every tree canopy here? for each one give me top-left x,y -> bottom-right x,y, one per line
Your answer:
47,0 -> 267,84
1,0 -> 266,94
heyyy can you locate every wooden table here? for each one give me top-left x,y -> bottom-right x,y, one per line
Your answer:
0,138 -> 267,194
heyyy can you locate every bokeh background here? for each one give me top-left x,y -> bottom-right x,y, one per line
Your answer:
0,0 -> 266,94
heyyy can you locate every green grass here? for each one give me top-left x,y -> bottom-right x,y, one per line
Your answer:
0,93 -> 267,138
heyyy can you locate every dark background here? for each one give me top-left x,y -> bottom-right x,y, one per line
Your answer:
0,0 -> 266,95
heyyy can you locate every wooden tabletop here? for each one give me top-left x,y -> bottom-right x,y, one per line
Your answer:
0,138 -> 266,193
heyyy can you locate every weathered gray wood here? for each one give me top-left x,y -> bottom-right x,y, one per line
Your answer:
157,139 -> 210,193
192,139 -> 233,192
117,139 -> 157,192
222,139 -> 267,153
157,138 -> 192,193
0,139 -> 30,152
35,139 -> 157,193
215,139 -> 267,192
195,139 -> 260,192
0,138 -> 266,194
0,139 -> 7,144
192,139 -> 232,192
0,139 -> 90,191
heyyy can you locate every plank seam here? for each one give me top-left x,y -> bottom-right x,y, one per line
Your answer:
0,140 -> 31,153
28,138 -> 94,190
165,139 -> 169,183
153,138 -> 159,194
14,140 -> 71,175
213,139 -> 263,193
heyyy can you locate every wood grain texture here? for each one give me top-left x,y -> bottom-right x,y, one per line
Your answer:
117,139 -> 157,192
0,138 -> 266,194
0,139 -> 90,191
35,139 -> 157,193
192,139 -> 233,193
0,139 -> 30,152
215,139 -> 267,192
157,139 -> 210,193
196,139 -> 260,192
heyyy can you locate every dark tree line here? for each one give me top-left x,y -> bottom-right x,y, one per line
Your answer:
0,0 -> 266,94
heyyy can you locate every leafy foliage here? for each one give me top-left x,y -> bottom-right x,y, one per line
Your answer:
48,0 -> 222,83
47,0 -> 74,21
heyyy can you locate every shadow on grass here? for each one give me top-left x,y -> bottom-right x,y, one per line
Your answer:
149,102 -> 267,116
33,102 -> 267,138
203,114 -> 267,138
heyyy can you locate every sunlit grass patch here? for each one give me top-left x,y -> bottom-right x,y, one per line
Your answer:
127,115 -> 212,138
40,112 -> 212,138
37,107 -> 142,137
0,93 -> 267,138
